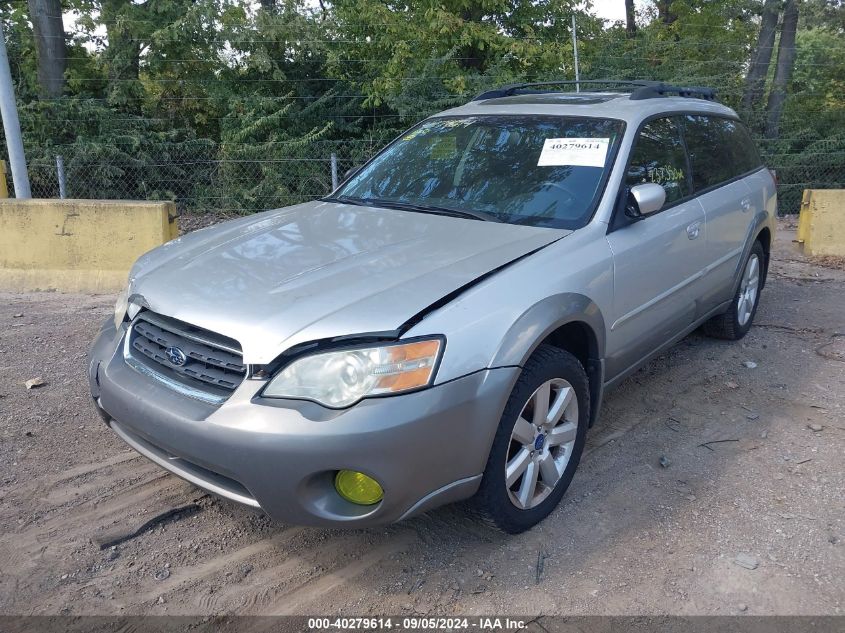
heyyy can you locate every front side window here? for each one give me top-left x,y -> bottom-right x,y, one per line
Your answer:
334,116 -> 625,229
682,115 -> 763,191
625,117 -> 691,205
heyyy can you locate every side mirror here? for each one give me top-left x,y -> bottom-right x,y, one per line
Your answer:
344,166 -> 361,181
625,183 -> 666,220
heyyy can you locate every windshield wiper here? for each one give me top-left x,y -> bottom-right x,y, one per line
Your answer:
328,196 -> 500,223
321,195 -> 369,207
417,204 -> 502,223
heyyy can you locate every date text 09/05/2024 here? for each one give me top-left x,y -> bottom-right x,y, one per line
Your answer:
307,617 -> 528,630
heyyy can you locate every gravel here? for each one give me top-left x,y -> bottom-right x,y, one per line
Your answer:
1,222 -> 843,616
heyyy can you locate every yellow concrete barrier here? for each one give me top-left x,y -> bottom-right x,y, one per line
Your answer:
797,190 -> 845,257
0,161 -> 8,198
0,199 -> 178,293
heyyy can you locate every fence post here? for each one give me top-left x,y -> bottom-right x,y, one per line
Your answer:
0,160 -> 7,198
0,22 -> 31,198
330,152 -> 338,191
571,15 -> 580,92
56,155 -> 66,199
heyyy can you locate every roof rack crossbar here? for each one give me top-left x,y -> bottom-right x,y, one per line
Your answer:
471,80 -> 716,102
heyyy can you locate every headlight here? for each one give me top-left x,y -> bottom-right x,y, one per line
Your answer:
113,285 -> 129,330
263,338 -> 443,408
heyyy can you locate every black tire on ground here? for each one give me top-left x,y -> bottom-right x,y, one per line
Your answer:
472,344 -> 589,534
703,240 -> 766,341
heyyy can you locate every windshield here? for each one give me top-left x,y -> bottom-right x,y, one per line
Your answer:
334,115 -> 625,229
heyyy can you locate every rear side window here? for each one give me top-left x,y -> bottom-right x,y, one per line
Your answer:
625,117 -> 690,205
682,115 -> 763,191
729,121 -> 764,174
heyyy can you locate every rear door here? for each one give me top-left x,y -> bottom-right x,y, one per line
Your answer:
604,116 -> 708,380
681,115 -> 762,306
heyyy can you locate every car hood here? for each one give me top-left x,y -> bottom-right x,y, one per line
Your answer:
129,201 -> 570,364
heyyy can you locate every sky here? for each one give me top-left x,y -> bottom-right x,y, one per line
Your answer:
589,0 -> 646,24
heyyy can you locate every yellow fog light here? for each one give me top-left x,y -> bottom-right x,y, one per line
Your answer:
334,470 -> 384,505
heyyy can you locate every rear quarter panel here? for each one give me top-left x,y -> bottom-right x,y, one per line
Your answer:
744,167 -> 778,229
740,167 -> 778,281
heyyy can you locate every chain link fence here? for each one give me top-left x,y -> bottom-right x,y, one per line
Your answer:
17,135 -> 843,216
760,140 -> 845,214
20,136 -> 397,215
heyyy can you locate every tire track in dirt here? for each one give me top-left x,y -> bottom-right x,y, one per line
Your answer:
0,451 -> 145,523
194,547 -> 310,613
0,465 -> 195,576
128,528 -> 306,608
23,465 -> 176,530
0,451 -> 141,501
42,467 -> 169,506
258,531 -> 416,616
45,451 -> 143,485
584,350 -> 719,457
2,463 -> 167,542
89,476 -> 193,525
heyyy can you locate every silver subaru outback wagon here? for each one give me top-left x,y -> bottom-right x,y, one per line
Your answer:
89,81 -> 776,533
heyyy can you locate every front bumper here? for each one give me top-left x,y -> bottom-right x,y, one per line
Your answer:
88,319 -> 518,527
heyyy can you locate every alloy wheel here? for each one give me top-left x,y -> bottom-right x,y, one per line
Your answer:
505,378 -> 579,510
737,253 -> 760,327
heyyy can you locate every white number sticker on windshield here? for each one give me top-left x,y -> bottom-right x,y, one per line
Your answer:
537,138 -> 610,168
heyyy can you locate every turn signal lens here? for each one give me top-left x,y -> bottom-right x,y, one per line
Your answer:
334,470 -> 384,505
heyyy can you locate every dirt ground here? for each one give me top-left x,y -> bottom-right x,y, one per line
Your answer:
0,222 -> 843,617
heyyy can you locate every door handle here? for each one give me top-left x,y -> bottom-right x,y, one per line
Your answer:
686,221 -> 701,240
740,198 -> 751,212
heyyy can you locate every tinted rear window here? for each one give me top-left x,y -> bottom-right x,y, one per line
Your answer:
729,121 -> 764,173
682,115 -> 763,191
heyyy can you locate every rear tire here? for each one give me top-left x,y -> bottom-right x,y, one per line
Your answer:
703,241 -> 765,341
472,345 -> 589,534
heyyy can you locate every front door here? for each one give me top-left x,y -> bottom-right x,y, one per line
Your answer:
604,116 -> 709,380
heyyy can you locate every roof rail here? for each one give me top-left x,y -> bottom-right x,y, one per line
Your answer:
629,82 -> 717,101
471,80 -> 717,102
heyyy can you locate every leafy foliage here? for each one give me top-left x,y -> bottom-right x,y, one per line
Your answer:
0,0 -> 843,212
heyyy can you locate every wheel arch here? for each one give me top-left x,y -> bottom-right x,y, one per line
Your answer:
490,293 -> 606,427
756,225 -> 772,253
755,225 -> 772,288
732,211 -> 772,294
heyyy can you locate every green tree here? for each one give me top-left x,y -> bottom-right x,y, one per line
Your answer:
327,0 -> 600,116
27,0 -> 67,97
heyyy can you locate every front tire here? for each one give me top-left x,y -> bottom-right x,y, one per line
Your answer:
703,241 -> 765,340
473,345 -> 589,534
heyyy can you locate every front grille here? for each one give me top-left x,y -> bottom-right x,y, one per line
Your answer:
125,312 -> 246,403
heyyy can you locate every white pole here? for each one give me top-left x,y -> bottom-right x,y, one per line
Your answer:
56,155 -> 66,198
571,14 -> 580,93
330,152 -> 338,190
0,22 -> 31,198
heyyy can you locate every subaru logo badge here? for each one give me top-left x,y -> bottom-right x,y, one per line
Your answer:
534,434 -> 546,451
165,346 -> 187,367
